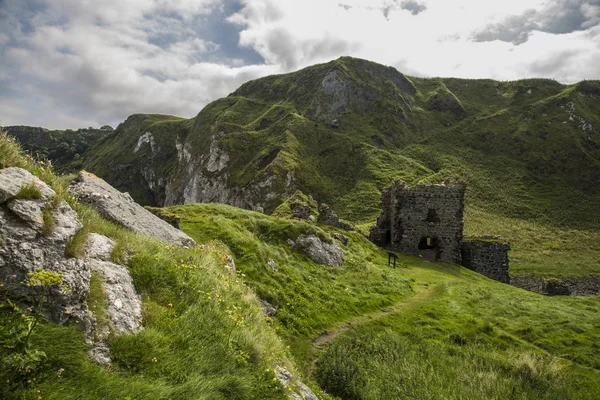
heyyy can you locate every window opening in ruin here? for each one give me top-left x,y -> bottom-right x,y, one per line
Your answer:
426,208 -> 440,223
385,230 -> 391,245
418,236 -> 439,262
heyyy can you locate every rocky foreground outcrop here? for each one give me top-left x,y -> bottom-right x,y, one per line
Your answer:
0,167 -> 143,364
0,167 -> 90,330
70,171 -> 196,247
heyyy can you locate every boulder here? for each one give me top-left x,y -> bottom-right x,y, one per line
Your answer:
88,259 -> 142,333
70,171 -> 196,247
267,259 -> 279,272
259,299 -> 279,317
288,235 -> 344,266
82,233 -> 142,364
0,167 -> 55,203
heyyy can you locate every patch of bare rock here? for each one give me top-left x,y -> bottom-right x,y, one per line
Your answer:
69,171 -> 196,247
288,234 -> 344,266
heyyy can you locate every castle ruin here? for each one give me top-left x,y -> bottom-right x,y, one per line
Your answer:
369,179 -> 510,283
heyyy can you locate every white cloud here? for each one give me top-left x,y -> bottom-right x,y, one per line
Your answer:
1,0 -> 599,129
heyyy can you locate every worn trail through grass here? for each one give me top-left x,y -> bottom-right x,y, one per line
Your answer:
312,278 -> 442,346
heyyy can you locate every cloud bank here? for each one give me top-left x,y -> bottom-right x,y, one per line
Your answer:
0,0 -> 599,129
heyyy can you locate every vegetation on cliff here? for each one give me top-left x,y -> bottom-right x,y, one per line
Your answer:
0,132 -> 293,400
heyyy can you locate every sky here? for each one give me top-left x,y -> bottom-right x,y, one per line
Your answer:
1,0 -> 599,129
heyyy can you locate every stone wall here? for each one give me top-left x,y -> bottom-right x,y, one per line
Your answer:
370,180 -> 465,263
461,239 -> 510,283
511,275 -> 600,296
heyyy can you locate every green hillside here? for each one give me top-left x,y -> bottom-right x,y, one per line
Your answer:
78,57 -> 600,279
1,130 -> 599,399
166,202 -> 600,400
4,125 -> 111,173
0,132 -> 293,400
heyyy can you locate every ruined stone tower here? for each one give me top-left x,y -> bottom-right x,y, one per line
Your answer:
369,180 -> 465,264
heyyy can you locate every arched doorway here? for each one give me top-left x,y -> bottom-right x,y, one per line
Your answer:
418,237 -> 439,262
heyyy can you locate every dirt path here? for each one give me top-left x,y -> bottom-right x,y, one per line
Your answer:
312,282 -> 441,346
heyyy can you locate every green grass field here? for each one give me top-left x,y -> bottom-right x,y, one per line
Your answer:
168,202 -> 600,400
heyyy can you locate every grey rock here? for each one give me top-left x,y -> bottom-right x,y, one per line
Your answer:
267,259 -> 278,272
7,198 -> 44,230
89,259 -> 142,333
70,172 -> 196,247
512,275 -> 600,296
89,342 -> 111,365
333,233 -> 349,246
276,367 -> 319,400
259,299 -> 279,317
46,200 -> 83,245
0,169 -> 91,335
226,255 -> 237,276
84,233 -> 115,261
318,204 -> 354,231
289,235 -> 344,267
290,203 -> 312,220
0,167 -> 55,203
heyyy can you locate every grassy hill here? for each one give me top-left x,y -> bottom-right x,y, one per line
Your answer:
1,130 -> 599,399
166,202 -> 600,400
4,125 -> 111,173
76,57 -> 600,279
0,132 -> 293,400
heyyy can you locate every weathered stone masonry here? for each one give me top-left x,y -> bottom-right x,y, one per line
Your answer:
370,180 -> 465,264
461,238 -> 510,283
370,179 -> 511,284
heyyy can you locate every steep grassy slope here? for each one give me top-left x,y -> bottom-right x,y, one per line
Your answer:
166,202 -> 600,400
0,132 -> 294,400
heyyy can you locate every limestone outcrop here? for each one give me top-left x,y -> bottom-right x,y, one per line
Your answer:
288,235 -> 344,267
0,167 -> 143,365
0,168 -> 91,332
276,367 -> 320,400
70,171 -> 196,247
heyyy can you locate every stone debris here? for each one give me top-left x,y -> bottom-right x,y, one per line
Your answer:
511,275 -> 600,296
70,171 -> 196,247
318,204 -> 354,231
226,255 -> 237,276
259,299 -> 279,317
276,367 -> 319,400
267,259 -> 279,272
288,235 -> 343,267
333,233 -> 349,246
